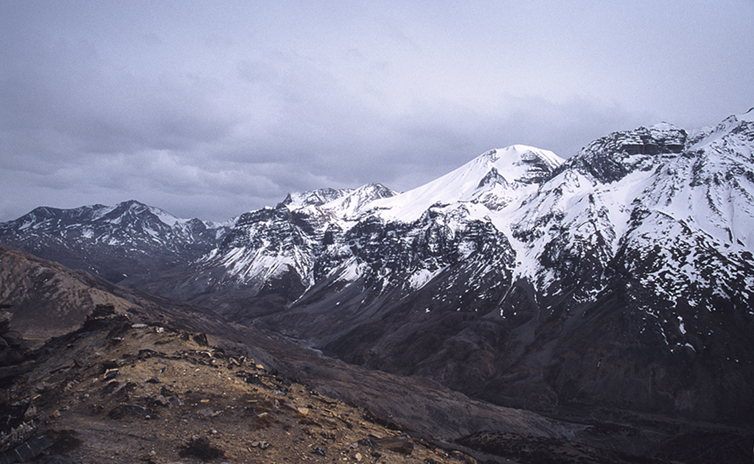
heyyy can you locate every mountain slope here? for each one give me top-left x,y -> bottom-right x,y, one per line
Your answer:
0,244 -> 245,345
369,145 -> 563,222
135,183 -> 399,314
153,111 -> 754,426
5,245 -> 683,464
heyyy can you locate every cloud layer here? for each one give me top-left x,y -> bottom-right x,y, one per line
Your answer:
1,0 -> 753,221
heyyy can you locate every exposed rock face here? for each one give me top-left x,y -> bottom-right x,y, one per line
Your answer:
0,310 -> 29,372
564,123 -> 688,183
0,309 -> 54,463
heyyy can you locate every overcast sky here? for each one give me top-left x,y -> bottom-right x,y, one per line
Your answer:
1,0 -> 753,222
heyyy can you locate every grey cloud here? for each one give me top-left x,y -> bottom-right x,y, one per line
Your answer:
140,33 -> 163,46
237,59 -> 280,83
0,34 -> 233,156
1,0 -> 751,224
0,32 -> 678,224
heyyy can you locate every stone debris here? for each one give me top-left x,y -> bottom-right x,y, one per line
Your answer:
360,435 -> 414,455
0,313 -> 468,464
0,435 -> 54,463
0,310 -> 58,463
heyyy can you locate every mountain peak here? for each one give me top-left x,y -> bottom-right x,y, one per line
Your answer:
489,145 -> 564,185
739,107 -> 754,122
0,201 -> 230,283
119,199 -> 149,208
566,124 -> 687,183
687,107 -> 754,152
278,184 -> 396,221
370,145 -> 563,222
281,188 -> 351,210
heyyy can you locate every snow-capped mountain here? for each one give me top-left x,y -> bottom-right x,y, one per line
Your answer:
139,110 -> 754,425
369,145 -> 563,221
3,110 -> 753,427
0,200 -> 230,283
135,147 -> 561,311
134,183 -> 399,310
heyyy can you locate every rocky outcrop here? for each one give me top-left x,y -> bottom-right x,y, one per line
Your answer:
0,310 -> 56,463
6,300 -> 484,463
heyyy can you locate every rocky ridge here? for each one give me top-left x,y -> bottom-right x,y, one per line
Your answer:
3,308 -> 473,464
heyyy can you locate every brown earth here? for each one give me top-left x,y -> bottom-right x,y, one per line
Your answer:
6,311 -> 480,463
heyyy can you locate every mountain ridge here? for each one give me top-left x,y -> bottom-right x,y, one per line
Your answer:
166,110 -> 753,426
0,199 -> 230,284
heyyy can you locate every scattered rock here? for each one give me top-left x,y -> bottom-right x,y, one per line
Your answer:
151,395 -> 169,407
0,421 -> 37,455
100,381 -> 119,395
0,435 -> 54,463
107,404 -> 152,420
362,408 -> 402,431
177,436 -> 224,461
192,333 -> 209,347
115,382 -> 137,397
360,435 -> 413,455
98,360 -> 119,373
197,407 -> 221,418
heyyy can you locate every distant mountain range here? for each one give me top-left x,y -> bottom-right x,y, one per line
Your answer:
2,109 -> 753,429
0,200 -> 230,283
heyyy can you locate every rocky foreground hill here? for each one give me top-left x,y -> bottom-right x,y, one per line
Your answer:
2,246 -> 752,463
1,307 -> 477,464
